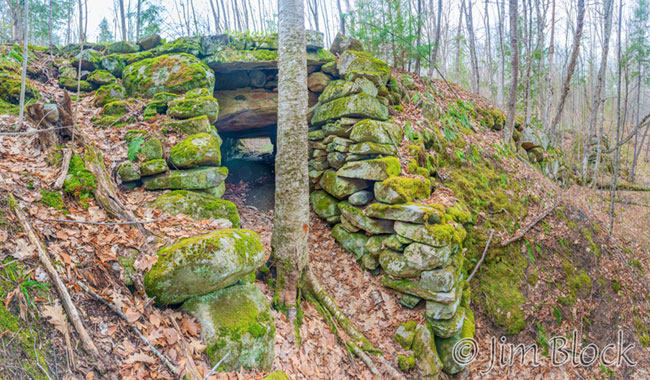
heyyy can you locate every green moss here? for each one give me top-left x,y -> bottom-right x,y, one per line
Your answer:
581,228 -> 601,257
264,371 -> 290,380
633,314 -> 650,347
40,189 -> 66,212
0,260 -> 53,379
561,260 -> 592,305
398,355 -> 416,371
63,154 -> 96,208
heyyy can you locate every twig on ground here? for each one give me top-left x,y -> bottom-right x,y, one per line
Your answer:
39,217 -> 164,226
77,281 -> 179,376
170,316 -> 202,380
201,352 -> 230,380
52,148 -> 73,190
468,230 -> 494,282
501,200 -> 560,246
9,194 -> 103,366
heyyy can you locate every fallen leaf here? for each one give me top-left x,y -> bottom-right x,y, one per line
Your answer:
124,352 -> 155,364
13,238 -> 36,259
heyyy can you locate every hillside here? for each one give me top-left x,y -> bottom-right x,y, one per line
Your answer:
0,31 -> 649,380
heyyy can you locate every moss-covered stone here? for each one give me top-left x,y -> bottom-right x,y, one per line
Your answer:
374,176 -> 431,204
435,307 -> 475,374
164,115 -> 215,136
349,119 -> 403,145
58,77 -> 95,92
182,283 -> 275,371
331,223 -> 369,260
398,355 -> 416,372
99,53 -> 126,77
40,189 -> 66,211
138,34 -> 162,50
87,69 -> 116,85
310,190 -> 341,220
380,242 -> 453,279
395,221 -> 466,247
348,189 -> 373,206
311,92 -> 389,127
0,71 -> 39,104
395,320 -> 417,349
428,306 -> 465,338
399,74 -> 415,90
337,50 -> 391,84
93,83 -> 126,107
145,228 -> 266,304
412,323 -> 442,378
118,162 -> 141,182
157,36 -> 202,56
122,53 -> 215,98
336,156 -> 400,181
144,166 -> 228,190
318,78 -> 378,105
93,99 -> 137,127
365,202 -> 443,224
107,41 -> 140,54
425,282 -> 463,320
338,201 -> 394,235
151,190 -> 240,227
319,170 -> 368,199
348,141 -> 397,155
169,133 -> 222,168
140,159 -> 168,176
167,96 -> 219,123
71,49 -> 102,70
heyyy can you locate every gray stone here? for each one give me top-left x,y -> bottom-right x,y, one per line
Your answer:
365,202 -> 443,224
143,166 -> 228,190
338,202 -> 395,235
348,190 -> 373,206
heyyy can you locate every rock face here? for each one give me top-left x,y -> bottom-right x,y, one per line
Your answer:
144,228 -> 266,304
182,283 -> 275,371
214,89 -> 278,136
151,190 -> 240,227
122,54 -> 215,97
144,166 -> 228,190
311,93 -> 389,126
169,133 -> 222,168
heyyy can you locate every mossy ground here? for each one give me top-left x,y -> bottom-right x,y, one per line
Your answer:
63,154 -> 96,208
0,259 -> 55,379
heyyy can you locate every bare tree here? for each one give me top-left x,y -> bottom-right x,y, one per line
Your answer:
586,0 -> 614,183
17,0 -> 29,127
48,0 -> 53,56
504,0 -> 519,143
119,0 -> 127,41
273,0 -> 309,316
610,0 -> 624,232
136,0 -> 141,40
497,0 -> 506,106
549,0 -> 585,142
431,0 -> 443,70
542,0 -> 556,131
336,0 -> 345,34
464,0 -> 480,93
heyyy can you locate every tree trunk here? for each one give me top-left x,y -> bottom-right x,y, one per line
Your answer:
465,0 -> 479,93
136,0 -> 141,40
415,0 -> 423,74
588,0 -> 614,184
497,0 -> 506,107
542,0 -> 555,131
504,0 -> 518,143
454,1 -> 464,82
119,0 -> 127,41
273,0 -> 310,316
48,0 -> 53,56
17,0 -> 29,127
431,0 -> 443,70
208,0 -> 220,33
610,0 -> 624,232
484,0 -> 493,98
336,0 -> 345,34
629,60 -> 643,182
549,0 -> 585,142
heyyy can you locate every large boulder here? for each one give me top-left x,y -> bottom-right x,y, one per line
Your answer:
151,190 -> 239,227
337,50 -> 391,84
122,54 -> 215,98
394,221 -> 466,248
144,166 -> 228,190
203,47 -> 334,73
144,228 -> 266,304
310,190 -> 340,220
311,93 -> 389,127
330,33 -> 364,55
182,283 -> 275,371
107,41 -> 140,54
167,95 -> 219,123
349,119 -> 403,145
214,89 -> 277,134
374,176 -> 431,204
138,34 -> 162,50
71,49 -> 103,70
93,84 -> 126,107
157,36 -> 202,56
365,202 -> 444,224
318,78 -> 378,105
169,133 -> 222,168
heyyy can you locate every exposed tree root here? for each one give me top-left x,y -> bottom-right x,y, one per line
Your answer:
52,148 -> 72,190
303,269 -> 405,379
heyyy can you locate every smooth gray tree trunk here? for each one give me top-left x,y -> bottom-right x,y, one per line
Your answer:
17,0 -> 29,127
504,0 -> 518,143
273,0 -> 309,314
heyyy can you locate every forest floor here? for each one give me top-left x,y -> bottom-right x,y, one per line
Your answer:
1,67 -> 650,380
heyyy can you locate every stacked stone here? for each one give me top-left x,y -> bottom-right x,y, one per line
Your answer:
307,41 -> 475,377
143,228 -> 275,371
